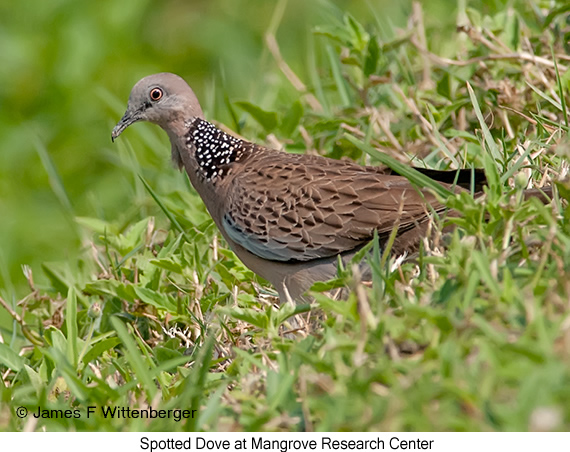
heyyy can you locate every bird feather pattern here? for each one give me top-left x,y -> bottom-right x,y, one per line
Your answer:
222,148 -> 449,262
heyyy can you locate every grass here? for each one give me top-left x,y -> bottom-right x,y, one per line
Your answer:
1,0 -> 570,431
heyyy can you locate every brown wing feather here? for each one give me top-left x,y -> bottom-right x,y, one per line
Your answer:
221,149 -> 448,262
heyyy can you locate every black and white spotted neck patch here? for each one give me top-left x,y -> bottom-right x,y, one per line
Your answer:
185,118 -> 247,181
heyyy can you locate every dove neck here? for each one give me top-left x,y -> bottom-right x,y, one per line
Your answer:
183,118 -> 247,182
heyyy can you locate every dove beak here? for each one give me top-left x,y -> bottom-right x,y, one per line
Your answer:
111,108 -> 142,142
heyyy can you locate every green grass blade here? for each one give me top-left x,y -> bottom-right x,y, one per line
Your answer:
466,82 -> 501,192
138,175 -> 189,241
179,335 -> 214,431
552,46 -> 569,128
526,82 -> 563,111
500,142 -> 534,185
111,316 -> 158,400
308,33 -> 329,115
33,136 -> 75,216
345,134 -> 453,198
424,106 -> 460,167
466,82 -> 502,162
326,45 -> 350,107
66,287 -> 78,368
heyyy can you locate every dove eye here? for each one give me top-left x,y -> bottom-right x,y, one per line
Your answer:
150,88 -> 163,101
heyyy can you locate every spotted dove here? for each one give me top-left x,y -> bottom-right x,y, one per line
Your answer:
112,73 -> 551,303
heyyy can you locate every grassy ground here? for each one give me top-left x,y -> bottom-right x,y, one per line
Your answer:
1,0 -> 570,431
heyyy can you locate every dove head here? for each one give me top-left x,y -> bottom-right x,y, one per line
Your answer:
112,73 -> 204,141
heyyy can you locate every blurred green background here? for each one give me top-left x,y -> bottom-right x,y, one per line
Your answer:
0,0 -> 415,298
